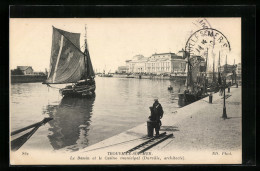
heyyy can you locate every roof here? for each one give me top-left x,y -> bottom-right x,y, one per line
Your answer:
152,52 -> 176,56
17,66 -> 32,71
172,56 -> 183,59
118,66 -> 128,70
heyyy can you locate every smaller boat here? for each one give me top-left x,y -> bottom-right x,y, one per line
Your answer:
11,117 -> 53,151
126,74 -> 135,78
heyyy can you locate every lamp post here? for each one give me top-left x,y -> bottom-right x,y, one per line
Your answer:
222,55 -> 228,119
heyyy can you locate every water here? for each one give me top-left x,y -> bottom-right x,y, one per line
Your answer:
10,77 -> 186,151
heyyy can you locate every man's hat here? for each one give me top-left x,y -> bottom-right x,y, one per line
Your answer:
154,98 -> 158,102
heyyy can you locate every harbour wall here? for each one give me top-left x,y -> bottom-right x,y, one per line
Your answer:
11,75 -> 47,83
113,74 -> 186,80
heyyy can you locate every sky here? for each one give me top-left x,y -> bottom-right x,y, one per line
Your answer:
10,18 -> 241,72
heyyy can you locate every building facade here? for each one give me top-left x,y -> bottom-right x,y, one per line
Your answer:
125,51 -> 187,75
236,63 -> 241,76
219,64 -> 237,75
236,63 -> 241,82
117,66 -> 129,74
17,66 -> 34,75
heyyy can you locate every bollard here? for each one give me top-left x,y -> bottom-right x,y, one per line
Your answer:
209,93 -> 213,103
147,120 -> 155,137
228,87 -> 230,93
236,83 -> 238,88
178,93 -> 185,107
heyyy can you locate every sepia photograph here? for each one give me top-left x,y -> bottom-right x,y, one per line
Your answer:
10,17 -> 242,165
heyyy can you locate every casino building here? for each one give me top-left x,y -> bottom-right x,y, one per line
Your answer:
125,50 -> 188,75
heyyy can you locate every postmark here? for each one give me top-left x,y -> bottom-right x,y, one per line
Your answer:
185,28 -> 231,61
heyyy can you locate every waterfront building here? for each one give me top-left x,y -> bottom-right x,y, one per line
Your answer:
16,66 -> 34,75
236,63 -> 241,84
125,51 -> 187,75
189,56 -> 206,83
219,64 -> 237,74
236,63 -> 241,78
117,66 -> 129,74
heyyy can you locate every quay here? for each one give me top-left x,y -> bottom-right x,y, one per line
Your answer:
74,86 -> 241,164
113,74 -> 186,80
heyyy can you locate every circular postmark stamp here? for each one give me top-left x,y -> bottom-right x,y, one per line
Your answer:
185,28 -> 231,60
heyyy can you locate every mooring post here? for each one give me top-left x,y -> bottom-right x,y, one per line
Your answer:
209,93 -> 213,104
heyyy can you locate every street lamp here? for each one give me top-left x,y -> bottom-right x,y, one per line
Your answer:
222,77 -> 227,119
222,55 -> 228,119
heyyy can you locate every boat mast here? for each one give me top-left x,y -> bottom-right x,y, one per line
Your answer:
225,55 -> 227,78
84,25 -> 87,62
84,25 -> 88,52
189,43 -> 194,91
83,24 -> 89,80
205,48 -> 208,77
218,51 -> 221,85
213,53 -> 215,83
204,48 -> 208,93
186,43 -> 191,89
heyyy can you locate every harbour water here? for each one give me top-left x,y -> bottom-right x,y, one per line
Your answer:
10,77 -> 186,152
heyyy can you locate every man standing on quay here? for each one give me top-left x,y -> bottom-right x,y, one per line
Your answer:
151,99 -> 164,136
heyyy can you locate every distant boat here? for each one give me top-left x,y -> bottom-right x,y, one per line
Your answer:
43,26 -> 95,97
99,69 -> 113,77
99,74 -> 113,77
126,74 -> 134,78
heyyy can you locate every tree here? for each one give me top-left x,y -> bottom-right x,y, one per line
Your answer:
11,68 -> 24,75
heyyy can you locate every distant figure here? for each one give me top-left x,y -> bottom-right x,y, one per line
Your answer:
150,99 -> 164,136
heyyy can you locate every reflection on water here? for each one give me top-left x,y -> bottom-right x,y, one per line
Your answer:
43,96 -> 95,151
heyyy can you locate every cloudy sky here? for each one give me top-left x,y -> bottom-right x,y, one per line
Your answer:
10,18 -> 241,72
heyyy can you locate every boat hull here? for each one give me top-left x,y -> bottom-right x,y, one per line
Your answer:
178,92 -> 208,107
60,85 -> 96,97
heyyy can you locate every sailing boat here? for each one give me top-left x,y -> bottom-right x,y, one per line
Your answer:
43,26 -> 96,97
178,45 -> 208,106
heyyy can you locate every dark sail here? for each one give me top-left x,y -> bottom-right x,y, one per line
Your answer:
45,27 -> 85,84
82,49 -> 95,79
